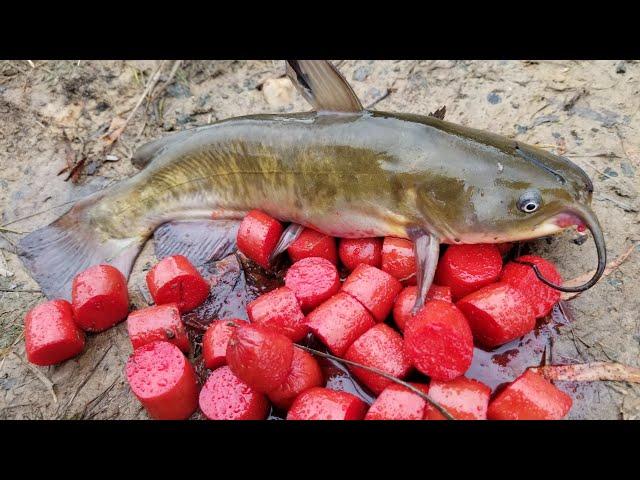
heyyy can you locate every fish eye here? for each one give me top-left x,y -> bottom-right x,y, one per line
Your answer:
517,189 -> 542,213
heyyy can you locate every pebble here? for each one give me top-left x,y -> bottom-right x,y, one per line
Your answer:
487,91 -> 502,104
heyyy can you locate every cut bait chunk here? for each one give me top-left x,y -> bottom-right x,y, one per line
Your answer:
487,370 -> 572,420
287,387 -> 368,420
72,264 -> 129,332
247,287 -> 308,341
146,255 -> 210,313
381,237 -> 417,283
268,348 -> 324,410
125,341 -> 199,420
338,237 -> 382,271
287,227 -> 338,264
226,324 -> 294,393
457,282 -> 535,348
341,264 -> 402,322
25,299 -> 85,366
199,366 -> 269,420
501,255 -> 562,318
202,319 -> 238,370
392,285 -> 452,332
404,300 -> 474,381
284,257 -> 340,312
364,383 -> 429,420
435,244 -> 503,300
423,377 -> 491,420
306,292 -> 376,356
126,303 -> 190,353
344,324 -> 411,395
236,209 -> 283,269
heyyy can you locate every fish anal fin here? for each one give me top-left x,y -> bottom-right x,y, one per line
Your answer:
153,220 -> 240,266
285,60 -> 363,113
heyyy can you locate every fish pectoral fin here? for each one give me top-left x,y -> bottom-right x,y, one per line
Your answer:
269,223 -> 305,262
154,220 -> 240,266
411,231 -> 440,314
285,60 -> 364,113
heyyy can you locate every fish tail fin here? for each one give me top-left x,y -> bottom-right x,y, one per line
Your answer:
18,194 -> 144,301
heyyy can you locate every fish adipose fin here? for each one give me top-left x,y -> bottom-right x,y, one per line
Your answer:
285,60 -> 363,113
154,220 -> 240,266
18,194 -> 145,301
131,127 -> 207,169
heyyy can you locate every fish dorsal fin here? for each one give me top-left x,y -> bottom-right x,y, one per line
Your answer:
285,60 -> 364,113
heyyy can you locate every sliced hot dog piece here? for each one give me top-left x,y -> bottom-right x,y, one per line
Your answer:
72,264 -> 129,332
198,366 -> 269,420
202,319 -> 238,369
364,383 -> 430,420
338,237 -> 383,271
268,348 -> 324,410
236,209 -> 283,269
500,254 -> 562,318
457,282 -> 536,348
125,341 -> 199,420
287,387 -> 368,420
381,237 -> 416,283
487,370 -> 572,420
146,255 -> 209,313
25,299 -> 85,366
404,300 -> 474,381
288,227 -> 338,264
284,257 -> 341,312
226,323 -> 294,393
126,303 -> 190,353
392,284 -> 452,332
423,377 -> 491,420
306,292 -> 376,356
247,287 -> 307,341
434,244 -> 503,300
344,324 -> 411,395
341,264 -> 402,322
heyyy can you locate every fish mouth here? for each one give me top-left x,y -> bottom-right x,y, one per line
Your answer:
521,206 -> 607,293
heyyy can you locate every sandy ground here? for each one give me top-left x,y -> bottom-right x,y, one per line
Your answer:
0,60 -> 638,420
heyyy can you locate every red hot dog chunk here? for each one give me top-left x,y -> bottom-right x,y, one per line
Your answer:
284,257 -> 341,312
423,377 -> 491,420
268,348 -> 324,410
338,237 -> 383,271
198,366 -> 269,420
381,237 -> 416,282
71,264 -> 129,332
226,324 -> 294,393
146,255 -> 209,313
341,264 -> 402,322
126,303 -> 190,353
125,341 -> 199,420
434,244 -> 503,300
344,324 -> 412,395
25,299 -> 85,366
247,287 -> 307,341
306,292 -> 376,357
500,255 -> 562,318
365,383 -> 430,420
457,282 -> 536,348
287,387 -> 368,420
392,285 -> 452,332
236,209 -> 283,269
404,300 -> 474,381
288,227 -> 338,264
202,320 -> 238,369
487,370 -> 572,420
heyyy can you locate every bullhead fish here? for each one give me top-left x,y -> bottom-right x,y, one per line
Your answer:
19,60 -> 606,311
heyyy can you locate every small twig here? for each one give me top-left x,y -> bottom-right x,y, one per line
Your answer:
531,362 -> 640,383
11,352 -> 57,404
295,344 -> 455,420
562,243 -> 637,300
0,289 -> 42,293
0,200 -> 75,228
